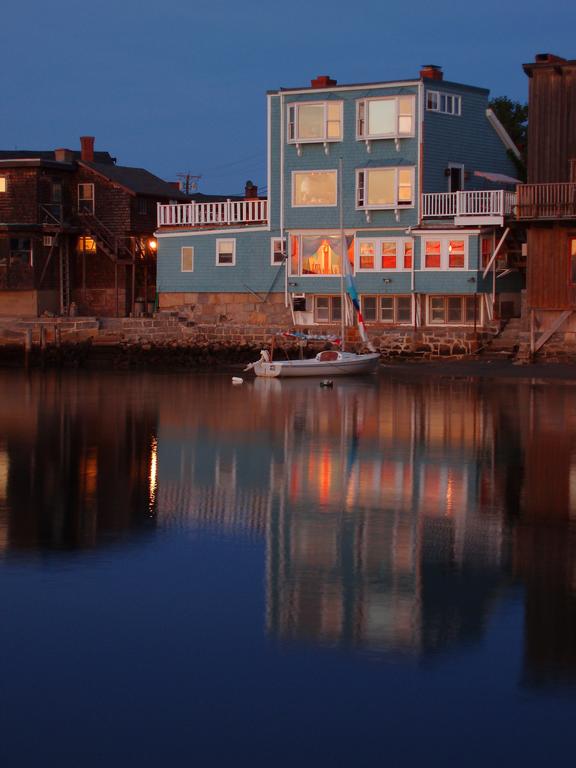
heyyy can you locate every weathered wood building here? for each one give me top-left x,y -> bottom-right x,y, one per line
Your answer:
0,137 -> 187,317
517,54 -> 576,351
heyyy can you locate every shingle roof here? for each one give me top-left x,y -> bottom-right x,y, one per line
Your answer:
0,150 -> 115,163
81,161 -> 189,200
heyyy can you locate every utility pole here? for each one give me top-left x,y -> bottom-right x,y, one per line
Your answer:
176,173 -> 202,194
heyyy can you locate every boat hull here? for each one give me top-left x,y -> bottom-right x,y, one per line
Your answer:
252,353 -> 381,378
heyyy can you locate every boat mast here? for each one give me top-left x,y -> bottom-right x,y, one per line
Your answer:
339,157 -> 345,351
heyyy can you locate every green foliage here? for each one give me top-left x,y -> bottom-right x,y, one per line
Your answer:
489,96 -> 528,151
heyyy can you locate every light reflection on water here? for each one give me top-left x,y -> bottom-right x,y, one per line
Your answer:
2,369 -> 576,763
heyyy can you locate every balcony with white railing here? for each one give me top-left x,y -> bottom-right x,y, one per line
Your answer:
421,190 -> 517,225
157,198 -> 268,229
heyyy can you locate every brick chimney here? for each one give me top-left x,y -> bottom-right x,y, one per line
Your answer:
245,180 -> 258,199
420,65 -> 443,81
311,75 -> 337,89
54,148 -> 74,163
80,136 -> 95,162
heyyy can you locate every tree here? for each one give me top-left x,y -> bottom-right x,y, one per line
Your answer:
489,96 -> 528,180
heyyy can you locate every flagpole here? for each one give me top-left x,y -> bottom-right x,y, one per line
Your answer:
339,157 -> 345,351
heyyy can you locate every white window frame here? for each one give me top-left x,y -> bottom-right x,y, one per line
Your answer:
427,295 -> 480,326
181,246 -> 194,272
355,238 -> 414,272
77,183 -> 94,214
426,90 -> 462,116
0,177 -> 6,193
356,167 -> 415,210
356,96 -> 416,140
361,294 -> 414,324
314,295 -> 342,323
421,236 -> 469,271
270,237 -> 286,266
287,101 -> 343,144
292,170 -> 338,208
216,238 -> 236,266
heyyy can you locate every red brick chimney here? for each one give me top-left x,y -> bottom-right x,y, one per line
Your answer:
80,136 -> 95,162
420,65 -> 443,81
54,148 -> 74,163
311,75 -> 337,89
245,180 -> 258,199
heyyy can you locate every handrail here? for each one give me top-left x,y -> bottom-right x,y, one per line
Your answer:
422,190 -> 516,218
157,199 -> 268,228
516,182 -> 576,218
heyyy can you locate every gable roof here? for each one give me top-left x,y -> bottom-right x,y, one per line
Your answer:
80,161 -> 189,200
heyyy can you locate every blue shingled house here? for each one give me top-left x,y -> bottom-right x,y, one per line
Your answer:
155,65 -> 522,343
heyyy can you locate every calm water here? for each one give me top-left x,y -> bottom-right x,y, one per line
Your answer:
1,368 -> 576,766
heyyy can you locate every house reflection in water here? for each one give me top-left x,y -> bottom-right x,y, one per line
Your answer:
0,372 -> 158,552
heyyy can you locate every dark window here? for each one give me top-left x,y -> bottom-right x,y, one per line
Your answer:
570,237 -> 576,284
9,238 -> 32,267
138,198 -> 148,215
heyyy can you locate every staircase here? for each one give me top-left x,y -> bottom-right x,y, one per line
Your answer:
480,317 -> 524,360
77,212 -> 135,264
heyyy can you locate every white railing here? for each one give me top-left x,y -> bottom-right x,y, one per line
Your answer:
516,183 -> 576,219
422,190 -> 516,219
157,199 -> 268,228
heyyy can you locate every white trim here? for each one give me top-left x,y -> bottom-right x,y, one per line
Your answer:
180,246 -> 194,272
355,237 -> 414,272
355,166 -> 415,210
215,238 -> 236,266
361,294 -> 414,325
485,108 -> 522,160
287,100 -> 343,144
411,228 -> 479,235
426,294 -> 481,326
267,94 -> 272,232
291,169 -> 338,208
273,79 -> 420,96
270,236 -> 286,265
155,226 -> 269,238
426,90 -> 462,116
355,95 -> 416,141
420,234 -> 469,271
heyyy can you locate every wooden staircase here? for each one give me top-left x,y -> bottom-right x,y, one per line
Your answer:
77,212 -> 138,265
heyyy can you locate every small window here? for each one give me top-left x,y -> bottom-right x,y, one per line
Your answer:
9,238 -> 32,267
78,183 -> 94,214
481,236 -> 492,269
292,171 -> 337,207
51,182 -> 62,203
403,241 -> 413,269
0,177 -> 6,193
422,237 -> 468,270
425,240 -> 442,268
381,242 -> 397,269
181,246 -> 194,272
314,295 -> 341,323
426,90 -> 461,116
359,241 -> 375,270
363,296 -> 377,322
288,101 -> 343,143
138,198 -> 148,215
356,96 -> 415,139
77,236 -> 97,254
271,237 -> 286,265
216,239 -> 236,266
356,238 -> 413,271
448,240 -> 465,268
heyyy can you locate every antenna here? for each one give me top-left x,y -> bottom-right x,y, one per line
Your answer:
176,173 -> 202,194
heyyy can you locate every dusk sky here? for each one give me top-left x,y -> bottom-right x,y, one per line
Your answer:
1,0 -> 575,194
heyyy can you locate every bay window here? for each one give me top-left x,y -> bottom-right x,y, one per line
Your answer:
355,238 -> 413,271
356,167 -> 414,209
288,102 -> 343,143
357,96 -> 415,139
422,236 -> 468,270
292,170 -> 337,207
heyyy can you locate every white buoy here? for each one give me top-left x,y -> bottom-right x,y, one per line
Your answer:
232,377 -> 244,385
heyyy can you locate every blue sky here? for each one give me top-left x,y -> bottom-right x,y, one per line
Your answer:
1,0 -> 574,194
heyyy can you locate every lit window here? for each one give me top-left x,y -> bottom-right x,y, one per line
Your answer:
78,183 -> 94,214
570,238 -> 576,284
314,295 -> 342,323
362,295 -> 412,324
357,96 -> 415,139
77,236 -> 97,253
290,234 -> 354,276
181,246 -> 194,272
356,168 -> 414,209
429,296 -> 479,325
293,171 -> 337,207
356,238 -> 413,271
288,102 -> 343,143
381,242 -> 397,269
271,237 -> 286,266
403,241 -> 413,269
359,241 -> 375,270
422,237 -> 468,270
481,236 -> 492,269
216,239 -> 236,266
0,177 -> 6,193
426,90 -> 461,116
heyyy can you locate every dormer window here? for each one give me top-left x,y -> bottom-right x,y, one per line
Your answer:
356,96 -> 415,140
288,102 -> 343,143
426,91 -> 461,116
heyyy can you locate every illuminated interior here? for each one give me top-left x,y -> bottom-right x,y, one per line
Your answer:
77,236 -> 97,253
291,234 -> 354,275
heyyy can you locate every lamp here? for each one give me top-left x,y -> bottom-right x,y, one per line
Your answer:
383,277 -> 393,284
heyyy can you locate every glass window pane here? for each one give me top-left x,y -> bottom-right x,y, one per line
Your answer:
403,241 -> 413,269
380,296 -> 394,322
398,97 -> 413,134
331,296 -> 342,321
363,296 -> 377,321
290,236 -> 299,275
368,99 -> 396,135
481,237 -> 492,268
293,171 -> 337,206
397,297 -> 412,323
448,240 -> 465,268
430,297 -> 445,323
316,297 -> 329,322
398,169 -> 413,204
181,247 -> 193,271
298,104 -> 325,139
302,236 -> 341,275
425,241 -> 441,268
571,239 -> 576,284
465,296 -> 477,323
367,169 -> 395,206
359,241 -> 375,269
447,297 -> 463,322
381,241 -> 397,269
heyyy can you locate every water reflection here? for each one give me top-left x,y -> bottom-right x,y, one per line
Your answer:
0,372 -> 158,552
